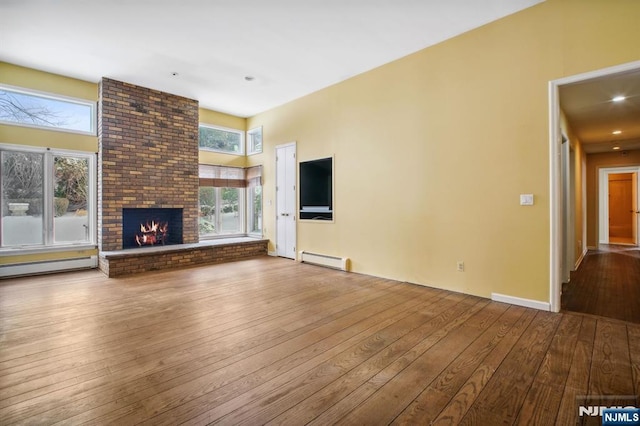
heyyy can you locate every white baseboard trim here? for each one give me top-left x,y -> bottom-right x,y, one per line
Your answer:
268,251 -> 277,257
0,256 -> 98,278
491,293 -> 551,311
574,247 -> 588,270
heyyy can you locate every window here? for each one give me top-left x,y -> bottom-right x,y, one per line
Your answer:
247,186 -> 262,235
0,84 -> 96,135
247,126 -> 263,155
246,165 -> 262,235
198,164 -> 262,238
198,187 -> 244,237
1,145 -> 96,249
198,165 -> 245,237
199,124 -> 244,155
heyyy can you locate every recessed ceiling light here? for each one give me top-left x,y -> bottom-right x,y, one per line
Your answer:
244,76 -> 255,82
171,72 -> 179,77
613,146 -> 621,150
612,95 -> 626,102
612,130 -> 622,135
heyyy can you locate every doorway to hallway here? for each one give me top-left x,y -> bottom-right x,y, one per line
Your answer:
549,60 -> 640,315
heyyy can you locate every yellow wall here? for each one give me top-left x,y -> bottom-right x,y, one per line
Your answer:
0,62 -> 98,152
0,63 -> 99,264
586,150 -> 640,247
248,0 -> 640,303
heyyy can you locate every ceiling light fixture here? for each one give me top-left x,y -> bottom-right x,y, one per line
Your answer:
612,95 -> 626,102
612,130 -> 622,135
171,72 -> 179,77
613,146 -> 621,150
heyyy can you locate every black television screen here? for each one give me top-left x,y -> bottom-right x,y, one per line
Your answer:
299,157 -> 333,220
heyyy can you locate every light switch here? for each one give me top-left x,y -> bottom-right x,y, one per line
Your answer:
520,194 -> 534,206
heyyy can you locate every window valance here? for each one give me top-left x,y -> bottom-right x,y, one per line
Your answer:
199,164 -> 262,188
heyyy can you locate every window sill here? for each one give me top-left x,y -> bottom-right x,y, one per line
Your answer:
0,244 -> 98,257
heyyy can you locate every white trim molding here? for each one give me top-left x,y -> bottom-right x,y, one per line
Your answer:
548,59 -> 640,313
574,247 -> 588,271
491,293 -> 551,311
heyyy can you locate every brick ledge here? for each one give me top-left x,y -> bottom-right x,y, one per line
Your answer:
100,237 -> 267,259
98,238 -> 268,277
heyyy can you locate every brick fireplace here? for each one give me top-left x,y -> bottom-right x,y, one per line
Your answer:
97,78 -> 267,277
97,78 -> 199,271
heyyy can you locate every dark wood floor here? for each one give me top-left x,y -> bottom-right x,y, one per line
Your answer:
1,257 -> 638,425
562,244 -> 640,323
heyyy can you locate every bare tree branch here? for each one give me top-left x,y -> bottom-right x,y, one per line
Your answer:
0,91 -> 68,127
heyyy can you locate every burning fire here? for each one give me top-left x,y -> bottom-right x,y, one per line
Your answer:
135,221 -> 168,246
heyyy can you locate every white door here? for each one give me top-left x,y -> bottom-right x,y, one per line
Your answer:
276,143 -> 296,259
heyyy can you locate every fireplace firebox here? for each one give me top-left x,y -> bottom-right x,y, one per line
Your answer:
122,208 -> 183,249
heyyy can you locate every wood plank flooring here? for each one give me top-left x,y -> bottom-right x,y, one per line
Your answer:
1,257 -> 638,425
562,244 -> 640,323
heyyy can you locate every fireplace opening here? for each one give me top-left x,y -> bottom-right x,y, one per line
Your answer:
122,208 -> 183,249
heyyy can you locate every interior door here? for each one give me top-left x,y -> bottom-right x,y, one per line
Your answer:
608,173 -> 633,241
633,172 -> 638,245
275,143 -> 296,259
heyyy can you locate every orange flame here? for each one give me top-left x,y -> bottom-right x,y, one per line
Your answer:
135,221 -> 168,246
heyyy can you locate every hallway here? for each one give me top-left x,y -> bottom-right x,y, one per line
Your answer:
562,244 -> 640,323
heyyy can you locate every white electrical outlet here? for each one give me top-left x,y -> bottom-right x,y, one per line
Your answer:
457,261 -> 464,272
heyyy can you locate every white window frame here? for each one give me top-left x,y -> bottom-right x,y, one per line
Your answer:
247,126 -> 263,155
246,185 -> 263,237
198,124 -> 245,155
199,186 -> 246,239
0,144 -> 97,252
0,83 -> 97,136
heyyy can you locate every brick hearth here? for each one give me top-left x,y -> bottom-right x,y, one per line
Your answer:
99,238 -> 268,277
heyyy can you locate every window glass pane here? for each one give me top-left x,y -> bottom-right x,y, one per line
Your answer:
0,87 -> 94,133
199,126 -> 243,154
220,187 -> 241,234
199,186 -> 216,236
53,156 -> 89,243
248,127 -> 262,154
248,186 -> 262,234
1,151 -> 44,246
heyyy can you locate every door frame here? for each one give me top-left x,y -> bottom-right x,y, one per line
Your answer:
275,141 -> 297,259
598,166 -> 640,245
561,135 -> 575,283
548,59 -> 640,313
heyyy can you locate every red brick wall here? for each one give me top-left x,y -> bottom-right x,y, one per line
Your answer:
98,78 -> 199,251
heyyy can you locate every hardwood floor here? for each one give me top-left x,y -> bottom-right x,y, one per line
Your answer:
1,257 -> 638,425
562,244 -> 640,323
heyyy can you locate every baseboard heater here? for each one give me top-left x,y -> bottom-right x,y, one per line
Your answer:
0,256 -> 98,278
299,251 -> 349,272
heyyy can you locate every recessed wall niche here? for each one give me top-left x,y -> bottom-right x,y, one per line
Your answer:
299,156 -> 333,220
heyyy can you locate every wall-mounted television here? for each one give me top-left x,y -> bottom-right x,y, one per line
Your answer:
299,156 -> 333,220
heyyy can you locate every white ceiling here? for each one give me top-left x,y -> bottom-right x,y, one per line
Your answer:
560,69 -> 640,154
0,0 -> 543,118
